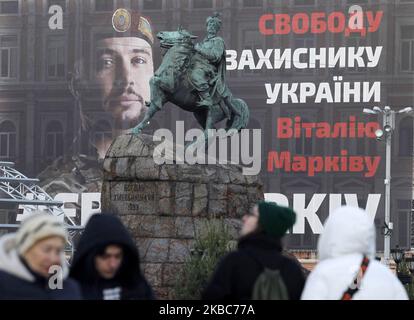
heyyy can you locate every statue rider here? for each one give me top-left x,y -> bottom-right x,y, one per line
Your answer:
191,13 -> 239,116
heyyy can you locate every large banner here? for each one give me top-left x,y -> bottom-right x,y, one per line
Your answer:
0,0 -> 413,251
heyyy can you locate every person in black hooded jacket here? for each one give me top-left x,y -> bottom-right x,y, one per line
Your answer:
202,201 -> 306,300
69,213 -> 154,300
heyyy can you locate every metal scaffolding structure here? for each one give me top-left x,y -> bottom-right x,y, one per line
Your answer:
0,161 -> 83,258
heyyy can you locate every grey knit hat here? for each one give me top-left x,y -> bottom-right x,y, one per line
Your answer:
14,212 -> 68,255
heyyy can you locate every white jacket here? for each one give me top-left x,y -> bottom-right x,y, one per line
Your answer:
301,206 -> 408,300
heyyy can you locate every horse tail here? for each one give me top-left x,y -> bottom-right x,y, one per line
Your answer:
225,98 -> 249,131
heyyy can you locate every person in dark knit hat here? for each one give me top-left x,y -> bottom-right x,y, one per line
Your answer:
202,201 -> 306,300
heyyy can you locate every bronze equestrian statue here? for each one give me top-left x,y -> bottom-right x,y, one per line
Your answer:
132,13 -> 249,143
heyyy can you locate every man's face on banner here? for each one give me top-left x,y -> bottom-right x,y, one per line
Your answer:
95,37 -> 153,129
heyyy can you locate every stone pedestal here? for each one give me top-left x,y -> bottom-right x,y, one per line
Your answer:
101,133 -> 263,299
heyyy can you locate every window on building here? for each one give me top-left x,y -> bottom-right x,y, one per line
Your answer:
193,0 -> 213,9
0,35 -> 17,79
243,0 -> 262,7
91,120 -> 111,155
243,30 -> 262,75
398,199 -> 411,248
0,1 -> 18,14
294,0 -> 315,5
295,37 -> 315,50
246,117 -> 264,162
143,0 -> 163,10
401,25 -> 414,72
346,34 -> 367,73
295,117 -> 313,155
47,36 -> 65,78
347,0 -> 367,4
47,0 -> 66,12
45,121 -> 64,159
0,120 -> 16,159
334,114 -> 365,155
95,0 -> 113,12
294,36 -> 315,73
295,135 -> 313,155
368,137 -> 377,155
411,200 -> 414,248
399,117 -> 413,156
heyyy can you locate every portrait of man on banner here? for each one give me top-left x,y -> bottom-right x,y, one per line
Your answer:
71,9 -> 155,159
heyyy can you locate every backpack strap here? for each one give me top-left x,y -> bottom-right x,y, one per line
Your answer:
341,255 -> 370,300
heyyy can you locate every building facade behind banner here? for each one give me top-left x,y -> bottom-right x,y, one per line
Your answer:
0,0 -> 413,251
